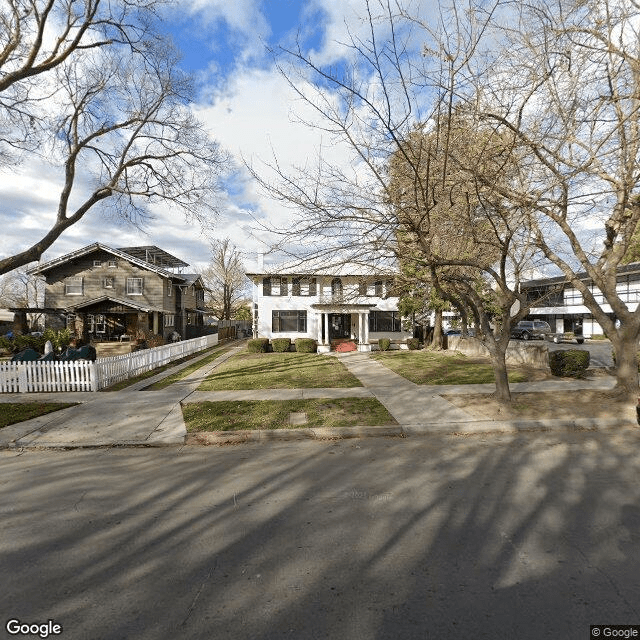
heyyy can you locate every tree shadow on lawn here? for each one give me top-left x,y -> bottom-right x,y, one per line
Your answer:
2,428 -> 640,639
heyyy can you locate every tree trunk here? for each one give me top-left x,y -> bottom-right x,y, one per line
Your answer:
485,333 -> 512,404
610,332 -> 640,399
431,309 -> 443,349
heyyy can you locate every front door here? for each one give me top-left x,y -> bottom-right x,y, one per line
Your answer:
329,313 -> 351,340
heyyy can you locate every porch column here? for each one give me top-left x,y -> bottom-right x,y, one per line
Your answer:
153,311 -> 159,334
324,312 -> 330,345
363,311 -> 369,344
317,312 -> 323,344
358,313 -> 365,343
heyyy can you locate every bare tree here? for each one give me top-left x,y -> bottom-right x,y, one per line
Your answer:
464,0 -> 640,396
0,0 -> 159,157
0,1 -> 225,276
201,239 -> 249,321
0,268 -> 44,329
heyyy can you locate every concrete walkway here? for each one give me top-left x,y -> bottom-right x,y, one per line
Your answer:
0,345 -> 634,449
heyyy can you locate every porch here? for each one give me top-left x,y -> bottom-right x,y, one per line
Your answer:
311,303 -> 376,353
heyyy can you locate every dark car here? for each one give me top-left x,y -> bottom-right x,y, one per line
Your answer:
510,320 -> 551,340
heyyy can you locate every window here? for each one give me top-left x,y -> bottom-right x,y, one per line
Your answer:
64,277 -> 83,295
87,314 -> 95,333
126,277 -> 143,295
167,282 -> 172,297
93,260 -> 102,267
292,277 -> 316,296
107,260 -> 117,268
263,277 -> 287,296
95,315 -> 106,334
369,311 -> 401,332
331,278 -> 343,297
272,310 -> 307,332
66,314 -> 76,329
164,314 -> 175,327
103,277 -> 114,289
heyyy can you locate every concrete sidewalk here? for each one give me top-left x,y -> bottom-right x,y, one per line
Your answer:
0,342 -> 245,449
0,345 -> 635,449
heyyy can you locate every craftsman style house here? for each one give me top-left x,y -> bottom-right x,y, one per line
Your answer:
246,262 -> 412,351
28,243 -> 207,341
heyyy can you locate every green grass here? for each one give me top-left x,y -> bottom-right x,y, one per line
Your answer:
101,344 -> 232,391
0,403 -> 77,428
182,398 -> 396,431
144,344 -> 235,390
371,349 -> 529,385
197,351 -> 363,390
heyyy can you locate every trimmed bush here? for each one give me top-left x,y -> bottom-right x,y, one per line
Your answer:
247,338 -> 270,353
406,338 -> 420,350
295,338 -> 317,353
548,349 -> 590,378
378,338 -> 391,351
272,338 -> 291,352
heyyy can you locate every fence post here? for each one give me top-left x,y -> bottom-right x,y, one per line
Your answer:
18,363 -> 28,393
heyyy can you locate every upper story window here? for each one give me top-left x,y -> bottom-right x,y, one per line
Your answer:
167,282 -> 172,297
292,277 -> 316,296
103,277 -> 114,289
263,276 -> 287,296
64,276 -> 83,296
358,280 -> 383,296
126,277 -> 144,295
331,278 -> 343,296
93,260 -> 102,267
107,260 -> 117,268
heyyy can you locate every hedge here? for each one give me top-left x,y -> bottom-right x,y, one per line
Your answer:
271,338 -> 292,352
548,349 -> 590,378
406,338 -> 420,350
247,338 -> 270,353
378,338 -> 391,351
295,338 -> 317,353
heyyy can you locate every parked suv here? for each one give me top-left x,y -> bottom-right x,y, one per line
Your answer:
510,320 -> 551,340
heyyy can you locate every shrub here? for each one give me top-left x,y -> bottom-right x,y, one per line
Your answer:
406,338 -> 420,350
295,338 -> 317,353
548,349 -> 590,378
378,338 -> 391,351
272,338 -> 291,352
42,328 -> 73,351
248,338 -> 270,353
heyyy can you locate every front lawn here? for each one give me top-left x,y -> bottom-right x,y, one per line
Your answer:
371,350 -> 529,385
197,351 -> 363,390
182,398 -> 396,431
0,403 -> 77,428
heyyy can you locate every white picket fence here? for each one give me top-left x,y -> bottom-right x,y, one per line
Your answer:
0,333 -> 219,393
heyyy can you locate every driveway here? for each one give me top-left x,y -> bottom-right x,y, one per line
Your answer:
1,432 -> 639,640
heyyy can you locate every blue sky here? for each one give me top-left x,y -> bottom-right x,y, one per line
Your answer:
0,0 -> 407,273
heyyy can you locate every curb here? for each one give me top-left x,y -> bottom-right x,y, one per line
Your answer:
185,417 -> 637,446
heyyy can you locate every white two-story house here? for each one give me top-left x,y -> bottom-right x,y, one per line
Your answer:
246,262 -> 412,352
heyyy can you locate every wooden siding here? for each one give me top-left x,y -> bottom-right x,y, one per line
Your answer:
42,249 -> 174,312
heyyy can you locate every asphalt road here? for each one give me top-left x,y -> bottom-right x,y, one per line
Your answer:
2,431 -> 640,640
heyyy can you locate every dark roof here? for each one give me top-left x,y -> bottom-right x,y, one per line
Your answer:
117,246 -> 188,269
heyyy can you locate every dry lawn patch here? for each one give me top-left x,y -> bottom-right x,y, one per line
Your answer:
444,389 -> 636,422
